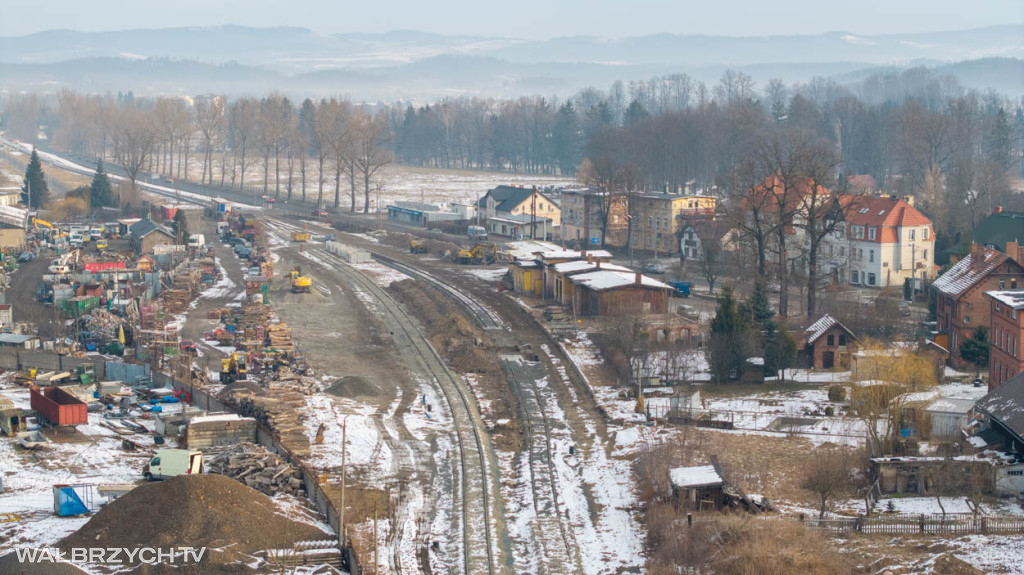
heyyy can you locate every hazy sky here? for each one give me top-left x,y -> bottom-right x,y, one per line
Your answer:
1,0 -> 1021,38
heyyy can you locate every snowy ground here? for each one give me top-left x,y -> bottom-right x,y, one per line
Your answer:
349,262 -> 411,287
461,268 -> 508,282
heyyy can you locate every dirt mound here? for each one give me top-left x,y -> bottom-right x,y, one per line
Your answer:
932,553 -> 983,575
60,474 -> 327,566
0,553 -> 87,575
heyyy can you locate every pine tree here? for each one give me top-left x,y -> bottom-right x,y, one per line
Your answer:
742,276 -> 775,326
763,320 -> 797,377
21,148 -> 49,208
172,210 -> 190,245
90,159 -> 115,208
708,285 -> 752,382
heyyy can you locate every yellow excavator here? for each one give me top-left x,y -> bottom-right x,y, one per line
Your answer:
289,267 -> 312,293
456,243 -> 497,265
410,238 -> 428,254
220,353 -> 248,384
31,217 -> 54,232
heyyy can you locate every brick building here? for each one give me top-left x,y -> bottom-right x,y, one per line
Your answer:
983,290 -> 1024,390
797,314 -> 858,369
559,188 -> 629,249
933,244 -> 1024,364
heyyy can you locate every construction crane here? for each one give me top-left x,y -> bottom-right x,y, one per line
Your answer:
220,353 -> 248,384
410,238 -> 428,253
456,243 -> 497,265
288,267 -> 312,293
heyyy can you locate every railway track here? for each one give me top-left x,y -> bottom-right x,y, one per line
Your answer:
308,244 -> 506,575
501,355 -> 583,575
370,253 -> 505,330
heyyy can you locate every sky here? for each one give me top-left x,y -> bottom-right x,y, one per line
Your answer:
1,0 -> 1021,39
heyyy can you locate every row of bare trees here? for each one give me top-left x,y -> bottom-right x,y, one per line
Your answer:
9,91 -> 394,212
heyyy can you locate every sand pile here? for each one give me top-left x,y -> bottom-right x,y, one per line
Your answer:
60,474 -> 328,566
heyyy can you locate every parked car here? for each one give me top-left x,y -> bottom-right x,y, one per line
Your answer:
644,262 -> 667,274
312,209 -> 328,217
143,449 -> 204,481
17,252 -> 35,263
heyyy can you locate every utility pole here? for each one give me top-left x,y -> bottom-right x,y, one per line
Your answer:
339,416 -> 348,550
373,500 -> 378,575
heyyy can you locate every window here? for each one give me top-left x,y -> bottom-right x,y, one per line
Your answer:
827,334 -> 835,346
924,228 -> 929,239
869,250 -> 875,263
869,227 -> 876,240
1001,279 -> 1007,289
964,316 -> 971,325
859,208 -> 869,214
1014,278 -> 1019,289
839,334 -> 847,346
867,273 -> 876,286
923,249 -> 928,260
1014,309 -> 1018,320
852,271 -> 859,284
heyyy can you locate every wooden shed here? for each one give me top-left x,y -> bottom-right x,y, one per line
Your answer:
509,260 -> 543,296
798,314 -> 857,369
570,270 -> 671,317
670,464 -> 726,511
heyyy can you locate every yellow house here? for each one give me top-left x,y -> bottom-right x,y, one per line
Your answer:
631,193 -> 717,254
478,185 -> 561,227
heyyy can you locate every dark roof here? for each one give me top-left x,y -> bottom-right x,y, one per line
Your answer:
976,373 -> 1024,443
801,314 -> 856,346
974,211 -> 1024,252
129,218 -> 172,239
479,185 -> 552,213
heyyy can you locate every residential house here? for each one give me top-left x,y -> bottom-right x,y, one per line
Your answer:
0,205 -> 27,249
477,185 -> 561,228
129,218 -> 175,255
559,188 -> 629,249
630,192 -> 716,255
828,194 -> 935,289
569,270 -> 671,317
983,289 -> 1024,390
487,213 -> 553,240
797,314 -> 857,369
934,244 -> 1024,365
679,220 -> 732,262
974,375 -> 1024,497
973,207 -> 1024,253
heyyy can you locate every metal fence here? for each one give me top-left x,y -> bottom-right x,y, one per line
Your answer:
791,513 -> 1024,535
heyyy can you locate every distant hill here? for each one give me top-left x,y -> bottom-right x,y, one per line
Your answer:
0,25 -> 1021,100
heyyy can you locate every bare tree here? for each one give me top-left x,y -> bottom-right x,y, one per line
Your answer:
227,97 -> 258,190
353,111 -> 393,213
111,106 -> 157,197
800,448 -> 857,519
194,96 -> 225,186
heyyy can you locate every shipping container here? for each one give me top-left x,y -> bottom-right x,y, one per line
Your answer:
31,386 -> 89,426
83,261 -> 127,273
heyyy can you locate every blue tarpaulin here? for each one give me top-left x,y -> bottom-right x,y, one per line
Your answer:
53,485 -> 93,516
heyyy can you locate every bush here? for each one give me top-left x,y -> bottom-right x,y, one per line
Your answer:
827,385 -> 846,402
824,406 -> 835,417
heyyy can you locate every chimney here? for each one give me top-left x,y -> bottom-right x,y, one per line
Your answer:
971,243 -> 985,267
664,183 -> 670,194
677,185 -> 683,195
635,272 -> 642,285
596,261 -> 601,268
1008,241 -> 1020,265
586,253 -> 593,263
995,206 -> 1004,215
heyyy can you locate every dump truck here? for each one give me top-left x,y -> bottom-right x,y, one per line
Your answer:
456,243 -> 497,265
289,268 -> 312,293
410,238 -> 429,254
143,448 -> 204,481
292,231 -> 311,242
220,353 -> 248,384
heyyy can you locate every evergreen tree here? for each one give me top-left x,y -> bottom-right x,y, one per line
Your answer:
172,210 -> 190,245
624,100 -> 650,125
763,320 -> 797,377
707,285 -> 751,382
741,276 -> 775,326
959,325 -> 990,377
552,102 -> 581,176
988,108 -> 1014,171
89,159 -> 115,208
21,148 -> 49,208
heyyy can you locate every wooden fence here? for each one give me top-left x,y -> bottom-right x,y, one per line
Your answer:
790,513 -> 1024,535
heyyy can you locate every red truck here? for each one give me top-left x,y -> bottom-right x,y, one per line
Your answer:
84,261 -> 127,273
31,386 -> 88,426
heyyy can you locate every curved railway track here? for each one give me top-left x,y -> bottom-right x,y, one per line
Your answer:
370,253 -> 504,330
309,245 -> 505,575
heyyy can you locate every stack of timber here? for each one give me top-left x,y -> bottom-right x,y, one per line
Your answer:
162,289 -> 191,314
266,323 -> 294,351
219,385 -> 310,458
201,443 -> 305,497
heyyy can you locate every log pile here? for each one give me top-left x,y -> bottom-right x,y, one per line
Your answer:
206,443 -> 305,497
162,289 -> 191,314
220,387 -> 311,458
266,323 -> 294,351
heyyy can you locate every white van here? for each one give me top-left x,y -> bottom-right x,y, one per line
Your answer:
467,225 -> 488,240
187,234 -> 205,248
143,449 -> 204,481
